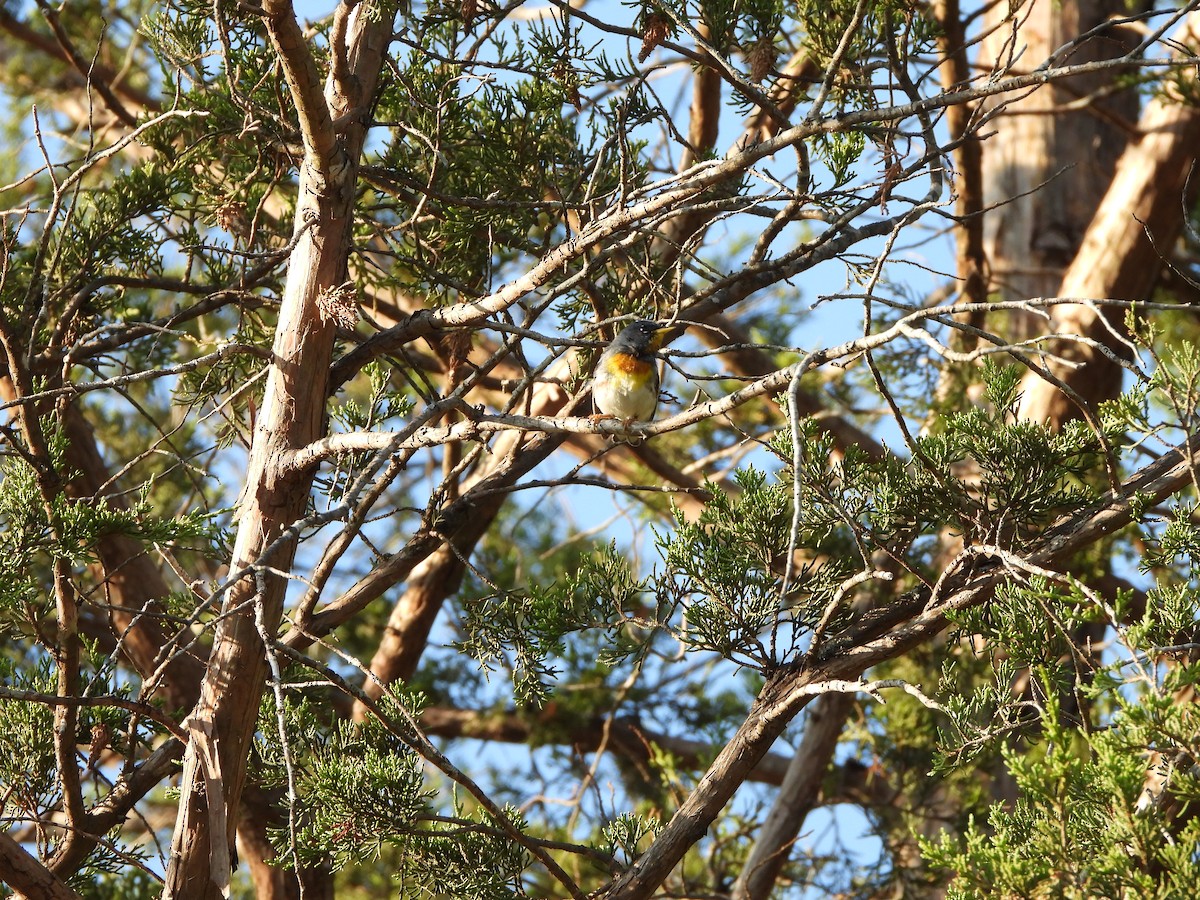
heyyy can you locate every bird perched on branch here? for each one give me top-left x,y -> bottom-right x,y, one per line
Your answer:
592,320 -> 673,426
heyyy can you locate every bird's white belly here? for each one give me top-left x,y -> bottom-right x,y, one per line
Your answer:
595,374 -> 656,420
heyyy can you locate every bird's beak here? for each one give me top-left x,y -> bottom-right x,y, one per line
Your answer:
649,324 -> 675,351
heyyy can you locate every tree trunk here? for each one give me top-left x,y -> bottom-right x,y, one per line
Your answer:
1018,12 -> 1200,423
163,3 -> 394,895
981,0 -> 1142,339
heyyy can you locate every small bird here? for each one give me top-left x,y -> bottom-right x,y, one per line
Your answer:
592,320 -> 673,426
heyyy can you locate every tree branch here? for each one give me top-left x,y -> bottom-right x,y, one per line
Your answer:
732,692 -> 856,900
258,0 -> 339,175
0,831 -> 84,900
602,433 -> 1200,898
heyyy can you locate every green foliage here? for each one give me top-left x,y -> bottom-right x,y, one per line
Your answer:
812,131 -> 866,190
1145,503 -> 1200,576
68,837 -> 158,900
372,45 -> 591,299
914,363 -> 1103,546
74,867 -> 161,900
459,540 -> 651,705
0,448 -> 220,562
256,694 -> 533,897
602,812 -> 661,866
55,164 -> 182,283
0,453 -> 48,627
140,0 -> 216,79
924,688 -> 1200,899
257,694 -> 427,868
921,451 -> 1200,896
0,656 -> 58,816
323,362 -> 416,502
1125,582 -> 1200,652
0,427 -> 222,641
662,464 -> 852,665
54,487 -> 221,564
466,363 -> 1114,704
0,643 -> 169,868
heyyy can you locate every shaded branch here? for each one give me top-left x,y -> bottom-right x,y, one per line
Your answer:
0,831 -> 84,900
32,0 -> 137,127
0,7 -> 159,112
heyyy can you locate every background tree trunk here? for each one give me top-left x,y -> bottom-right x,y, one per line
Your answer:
981,0 -> 1143,340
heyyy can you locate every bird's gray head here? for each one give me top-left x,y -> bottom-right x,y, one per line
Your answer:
609,320 -> 672,358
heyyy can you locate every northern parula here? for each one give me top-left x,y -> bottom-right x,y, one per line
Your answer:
592,320 -> 673,424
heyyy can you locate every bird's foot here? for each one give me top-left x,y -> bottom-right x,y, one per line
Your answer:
622,418 -> 650,445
